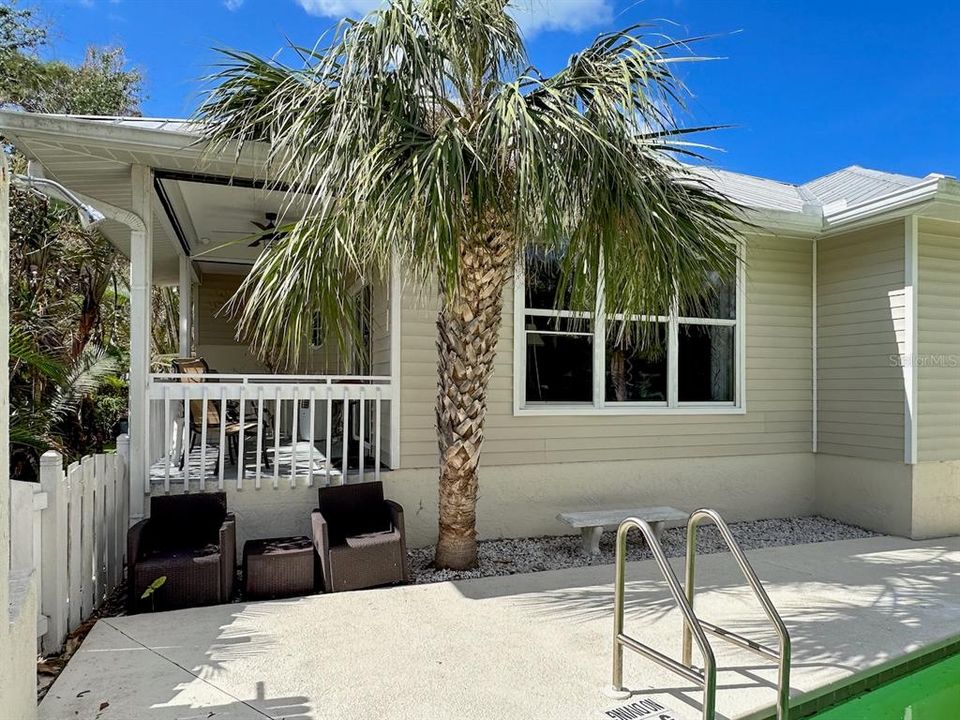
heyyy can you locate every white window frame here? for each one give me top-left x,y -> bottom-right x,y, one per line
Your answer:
513,250 -> 746,416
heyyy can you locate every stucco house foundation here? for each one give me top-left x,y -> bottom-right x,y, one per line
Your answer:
3,110 -> 960,547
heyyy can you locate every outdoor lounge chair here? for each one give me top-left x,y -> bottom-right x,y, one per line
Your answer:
127,492 -> 236,611
173,357 -> 268,472
311,481 -> 410,592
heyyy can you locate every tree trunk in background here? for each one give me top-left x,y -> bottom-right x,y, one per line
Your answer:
434,230 -> 512,570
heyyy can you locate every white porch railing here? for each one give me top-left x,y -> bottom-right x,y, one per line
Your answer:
147,374 -> 393,493
10,437 -> 131,654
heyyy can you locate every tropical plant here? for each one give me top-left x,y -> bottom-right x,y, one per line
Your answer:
3,0 -> 144,475
197,0 -> 743,568
10,328 -> 119,477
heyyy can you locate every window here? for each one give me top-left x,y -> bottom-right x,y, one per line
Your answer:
517,250 -> 742,413
311,313 -> 325,348
524,248 -> 593,403
352,284 -> 372,376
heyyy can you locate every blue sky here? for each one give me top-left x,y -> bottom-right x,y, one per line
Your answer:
34,0 -> 960,184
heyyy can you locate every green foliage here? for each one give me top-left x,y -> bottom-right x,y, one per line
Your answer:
0,1 -> 142,115
91,376 -> 128,441
3,0 -> 143,477
140,575 -> 167,611
196,0 -> 743,365
140,575 -> 167,600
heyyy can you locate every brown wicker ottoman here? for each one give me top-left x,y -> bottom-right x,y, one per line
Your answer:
242,536 -> 315,600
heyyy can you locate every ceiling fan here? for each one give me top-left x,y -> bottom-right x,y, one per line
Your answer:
249,212 -> 287,247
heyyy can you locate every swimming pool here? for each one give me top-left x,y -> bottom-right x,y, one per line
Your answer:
808,650 -> 960,719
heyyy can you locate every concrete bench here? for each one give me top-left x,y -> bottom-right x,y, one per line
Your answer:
556,506 -> 687,555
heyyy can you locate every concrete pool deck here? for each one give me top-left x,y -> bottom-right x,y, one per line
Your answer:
40,535 -> 960,720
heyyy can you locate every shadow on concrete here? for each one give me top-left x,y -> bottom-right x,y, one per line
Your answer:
42,598 -> 317,719
451,536 -> 960,718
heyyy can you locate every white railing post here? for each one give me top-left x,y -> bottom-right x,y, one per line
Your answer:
146,374 -> 394,487
33,484 -> 47,639
10,479 -> 45,640
117,434 -> 131,521
39,451 -> 68,654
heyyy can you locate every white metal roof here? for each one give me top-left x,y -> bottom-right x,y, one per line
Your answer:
2,110 -> 958,267
802,165 -> 927,208
692,167 -> 812,214
51,117 -> 939,217
43,114 -> 201,135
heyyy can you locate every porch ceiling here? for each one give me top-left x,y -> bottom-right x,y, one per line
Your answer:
0,111 -> 286,285
157,176 -> 307,269
7,134 -> 183,283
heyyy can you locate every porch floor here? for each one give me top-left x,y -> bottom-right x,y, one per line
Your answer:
149,441 -> 349,488
39,535 -> 960,720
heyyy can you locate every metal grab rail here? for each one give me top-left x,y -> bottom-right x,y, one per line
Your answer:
682,508 -> 792,720
611,518 -> 718,720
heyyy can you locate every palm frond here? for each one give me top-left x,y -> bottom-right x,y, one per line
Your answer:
195,0 -> 743,361
46,345 -> 119,426
10,326 -> 66,383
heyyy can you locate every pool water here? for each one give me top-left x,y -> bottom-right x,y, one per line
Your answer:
811,651 -> 960,719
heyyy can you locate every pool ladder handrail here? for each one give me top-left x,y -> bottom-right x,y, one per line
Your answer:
682,508 -> 791,720
610,510 -> 792,720
610,518 -> 718,720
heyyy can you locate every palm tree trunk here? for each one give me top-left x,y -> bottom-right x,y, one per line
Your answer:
434,230 -> 512,570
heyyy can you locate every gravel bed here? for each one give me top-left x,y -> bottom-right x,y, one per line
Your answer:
409,515 -> 881,584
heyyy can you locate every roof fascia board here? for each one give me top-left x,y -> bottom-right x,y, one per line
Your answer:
0,110 -> 267,178
739,208 -> 822,237
823,177 -> 947,229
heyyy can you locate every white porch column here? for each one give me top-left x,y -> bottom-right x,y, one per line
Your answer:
129,165 -> 153,521
178,255 -> 193,357
0,130 -> 38,720
0,143 -> 11,646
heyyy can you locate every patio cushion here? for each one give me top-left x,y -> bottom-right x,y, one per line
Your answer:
319,482 -> 391,545
147,492 -> 227,553
143,544 -> 220,561
344,527 -> 400,549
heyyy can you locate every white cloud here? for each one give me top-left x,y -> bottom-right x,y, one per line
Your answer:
295,0 -> 383,16
294,0 -> 613,35
224,0 -> 245,9
509,0 -> 613,35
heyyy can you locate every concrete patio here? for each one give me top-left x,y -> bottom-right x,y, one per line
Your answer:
39,535 -> 960,720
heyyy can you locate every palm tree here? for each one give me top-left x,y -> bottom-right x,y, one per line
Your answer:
197,0 -> 743,569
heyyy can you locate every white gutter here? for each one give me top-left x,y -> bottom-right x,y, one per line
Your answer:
23,160 -> 145,232
0,109 -> 268,173
76,191 -> 146,233
0,109 -> 200,148
823,176 -> 958,229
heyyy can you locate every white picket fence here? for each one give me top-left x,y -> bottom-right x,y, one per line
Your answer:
10,436 -> 131,654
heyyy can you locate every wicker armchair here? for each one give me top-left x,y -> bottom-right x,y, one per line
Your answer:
312,481 -> 410,592
127,492 -> 236,612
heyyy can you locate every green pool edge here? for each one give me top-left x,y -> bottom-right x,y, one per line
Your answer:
747,633 -> 960,720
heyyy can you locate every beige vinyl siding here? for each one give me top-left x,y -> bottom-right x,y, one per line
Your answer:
917,218 -> 960,461
370,278 -> 391,376
369,276 -> 393,466
816,221 -> 905,461
196,271 -> 395,466
195,272 -> 348,373
399,234 -> 813,469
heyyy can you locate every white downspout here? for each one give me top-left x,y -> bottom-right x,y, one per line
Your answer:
67,178 -> 152,521
812,238 -> 818,453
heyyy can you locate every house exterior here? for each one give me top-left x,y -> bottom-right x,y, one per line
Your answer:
1,151 -> 38,720
3,110 -> 960,547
